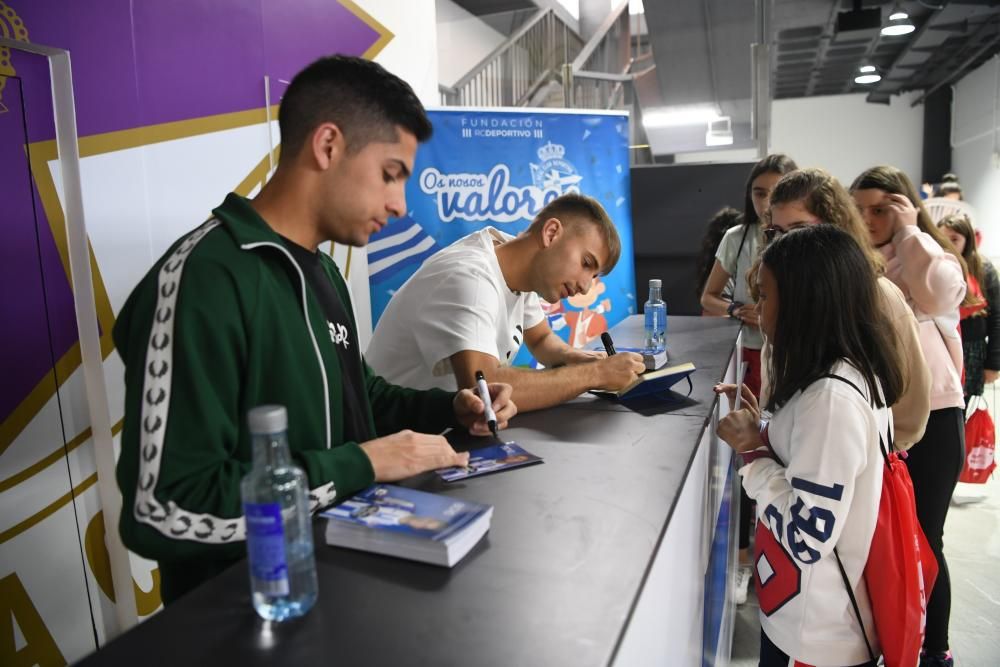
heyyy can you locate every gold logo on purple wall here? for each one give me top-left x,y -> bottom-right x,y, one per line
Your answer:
0,1 -> 28,113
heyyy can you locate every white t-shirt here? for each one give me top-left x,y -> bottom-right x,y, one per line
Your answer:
742,361 -> 887,666
715,223 -> 764,349
366,227 -> 546,391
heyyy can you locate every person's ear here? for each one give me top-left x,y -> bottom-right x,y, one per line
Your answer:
540,217 -> 562,248
311,122 -> 346,170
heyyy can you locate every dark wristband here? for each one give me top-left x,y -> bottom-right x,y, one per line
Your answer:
727,301 -> 743,319
737,448 -> 774,467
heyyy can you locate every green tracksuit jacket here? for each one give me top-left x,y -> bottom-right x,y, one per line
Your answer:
114,193 -> 458,601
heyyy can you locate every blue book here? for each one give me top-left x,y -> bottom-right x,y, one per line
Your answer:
320,484 -> 492,567
590,361 -> 696,400
436,442 -> 543,482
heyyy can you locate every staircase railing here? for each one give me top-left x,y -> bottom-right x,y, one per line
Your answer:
565,1 -> 631,109
437,1 -> 653,163
564,1 -> 654,163
438,9 -> 583,108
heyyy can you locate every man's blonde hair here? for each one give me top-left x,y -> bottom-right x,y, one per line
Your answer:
527,193 -> 621,273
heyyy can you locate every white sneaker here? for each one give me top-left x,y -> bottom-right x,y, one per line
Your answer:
734,565 -> 752,605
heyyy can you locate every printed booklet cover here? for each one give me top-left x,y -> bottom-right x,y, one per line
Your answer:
436,442 -> 543,482
591,361 -> 696,400
320,484 -> 493,567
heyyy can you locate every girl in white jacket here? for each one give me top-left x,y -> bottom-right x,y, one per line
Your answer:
717,225 -> 904,667
851,166 -> 967,667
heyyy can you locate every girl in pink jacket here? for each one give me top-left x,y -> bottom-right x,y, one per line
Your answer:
851,166 -> 968,667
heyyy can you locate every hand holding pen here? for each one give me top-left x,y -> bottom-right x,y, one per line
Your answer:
452,373 -> 517,439
595,332 -> 645,390
600,332 -> 616,356
476,370 -> 500,439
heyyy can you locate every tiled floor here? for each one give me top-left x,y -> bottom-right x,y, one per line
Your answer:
730,385 -> 1000,667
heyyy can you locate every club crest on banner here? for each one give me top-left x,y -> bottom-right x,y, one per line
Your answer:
530,141 -> 582,192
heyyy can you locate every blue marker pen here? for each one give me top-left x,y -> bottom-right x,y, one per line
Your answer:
475,370 -> 499,439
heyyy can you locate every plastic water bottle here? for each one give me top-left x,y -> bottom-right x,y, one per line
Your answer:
241,405 -> 318,621
644,278 -> 667,353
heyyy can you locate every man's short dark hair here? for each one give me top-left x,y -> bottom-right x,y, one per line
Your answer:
278,55 -> 432,160
527,193 -> 621,274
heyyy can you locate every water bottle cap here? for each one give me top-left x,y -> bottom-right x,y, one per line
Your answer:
247,405 -> 288,434
649,279 -> 661,288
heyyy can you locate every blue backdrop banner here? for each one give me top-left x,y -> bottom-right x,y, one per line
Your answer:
368,108 -> 636,365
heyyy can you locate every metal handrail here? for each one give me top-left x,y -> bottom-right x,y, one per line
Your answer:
436,0 -> 654,164
451,8 -> 549,92
440,8 -> 583,108
566,8 -> 655,164
565,3 -> 638,110
572,0 -> 630,71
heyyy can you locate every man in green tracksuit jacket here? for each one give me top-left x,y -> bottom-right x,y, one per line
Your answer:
114,55 -> 516,604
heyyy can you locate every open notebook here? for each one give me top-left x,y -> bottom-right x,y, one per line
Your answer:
590,362 -> 696,400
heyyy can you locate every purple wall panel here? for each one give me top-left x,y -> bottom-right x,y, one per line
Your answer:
260,0 -> 379,84
130,0 -> 267,127
0,74 -> 54,422
9,0 -> 140,141
2,0 -> 383,428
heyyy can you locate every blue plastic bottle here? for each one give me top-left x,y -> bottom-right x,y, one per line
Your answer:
241,405 -> 318,621
643,278 -> 666,354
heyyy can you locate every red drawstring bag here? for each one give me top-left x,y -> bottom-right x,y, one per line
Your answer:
823,375 -> 939,667
859,445 -> 938,667
960,395 -> 996,484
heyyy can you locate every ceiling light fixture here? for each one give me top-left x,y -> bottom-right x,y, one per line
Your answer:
642,105 -> 721,128
705,116 -> 733,146
881,10 -> 915,36
854,63 -> 882,85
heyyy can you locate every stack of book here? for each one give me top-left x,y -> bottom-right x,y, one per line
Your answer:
320,484 -> 492,567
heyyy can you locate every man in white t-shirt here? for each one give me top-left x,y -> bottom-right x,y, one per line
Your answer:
366,194 -> 645,412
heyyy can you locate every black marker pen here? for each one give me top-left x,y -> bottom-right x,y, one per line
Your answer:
475,370 -> 499,439
600,332 -> 616,356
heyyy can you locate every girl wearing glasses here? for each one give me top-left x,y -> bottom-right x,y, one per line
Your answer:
700,153 -> 797,605
851,165 -> 967,667
762,168 -> 931,452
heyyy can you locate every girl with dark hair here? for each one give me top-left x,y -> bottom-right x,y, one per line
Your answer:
851,165 -> 967,667
764,168 -> 931,451
695,207 -> 742,302
938,213 -> 1000,399
701,154 -> 798,395
716,225 -> 902,667
700,153 -> 797,604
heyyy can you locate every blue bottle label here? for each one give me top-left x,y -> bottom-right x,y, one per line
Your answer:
244,502 -> 289,596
